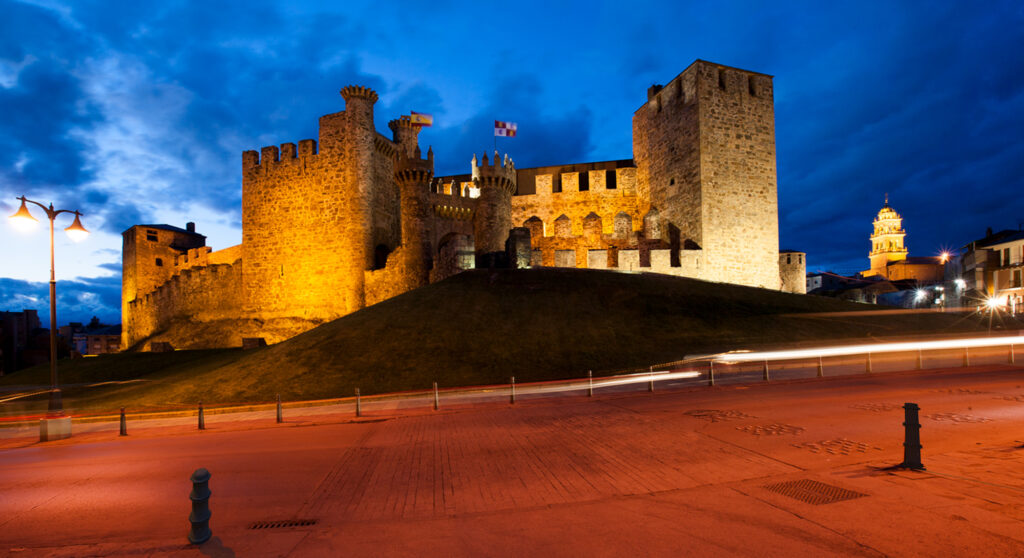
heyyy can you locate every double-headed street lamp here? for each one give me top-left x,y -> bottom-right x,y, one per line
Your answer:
9,196 -> 89,417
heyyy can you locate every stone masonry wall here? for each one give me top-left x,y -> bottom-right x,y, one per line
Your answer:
779,251 -> 807,294
126,262 -> 242,348
634,60 -> 779,289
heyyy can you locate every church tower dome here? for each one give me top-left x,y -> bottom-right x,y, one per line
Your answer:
868,194 -> 908,277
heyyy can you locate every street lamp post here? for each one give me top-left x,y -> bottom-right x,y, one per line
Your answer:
9,196 -> 89,428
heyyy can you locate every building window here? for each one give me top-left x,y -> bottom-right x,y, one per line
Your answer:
155,258 -> 163,267
1014,269 -> 1022,288
146,233 -> 158,242
748,77 -> 757,96
718,70 -> 726,90
578,171 -> 589,191
606,170 -> 617,189
787,255 -> 792,264
1004,248 -> 1011,266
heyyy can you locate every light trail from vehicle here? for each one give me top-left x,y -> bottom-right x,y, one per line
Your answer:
713,334 -> 1022,363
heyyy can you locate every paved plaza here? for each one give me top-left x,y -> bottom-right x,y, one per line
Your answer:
2,365 -> 1024,556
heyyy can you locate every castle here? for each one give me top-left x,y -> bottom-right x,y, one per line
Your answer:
122,60 -> 806,350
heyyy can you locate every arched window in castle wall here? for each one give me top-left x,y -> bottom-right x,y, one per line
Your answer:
583,212 -> 602,244
524,216 -> 544,241
643,208 -> 661,240
554,214 -> 572,238
613,212 -> 632,239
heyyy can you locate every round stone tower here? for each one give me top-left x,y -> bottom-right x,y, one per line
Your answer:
388,116 -> 422,159
868,195 -> 908,277
394,146 -> 434,289
471,150 -> 517,258
339,85 -> 379,311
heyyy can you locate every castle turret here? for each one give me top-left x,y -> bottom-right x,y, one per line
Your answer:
471,150 -> 517,258
867,196 -> 908,277
388,116 -> 422,159
339,85 -> 379,311
394,146 -> 434,288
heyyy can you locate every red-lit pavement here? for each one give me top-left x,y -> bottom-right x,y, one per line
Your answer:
2,365 -> 1024,557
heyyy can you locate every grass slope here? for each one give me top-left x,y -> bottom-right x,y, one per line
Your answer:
1,268 -> 1004,411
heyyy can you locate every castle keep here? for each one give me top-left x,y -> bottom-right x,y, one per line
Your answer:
122,60 -> 805,350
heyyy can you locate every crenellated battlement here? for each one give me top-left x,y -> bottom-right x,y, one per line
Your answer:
471,150 -> 516,194
340,85 -> 379,103
242,139 -> 319,171
394,146 -> 434,186
388,116 -> 418,132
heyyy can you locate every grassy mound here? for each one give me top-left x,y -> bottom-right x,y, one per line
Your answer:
1,268 -> 1003,411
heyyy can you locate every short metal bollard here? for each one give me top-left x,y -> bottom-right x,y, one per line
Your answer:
510,376 -> 516,404
963,347 -> 970,367
433,382 -> 439,411
762,361 -> 770,382
865,352 -> 873,374
276,394 -> 283,424
1010,344 -> 1016,364
188,468 -> 212,544
587,370 -> 593,397
708,361 -> 715,387
198,402 -> 205,431
119,407 -> 127,436
917,349 -> 923,370
899,403 -> 925,470
355,388 -> 362,417
648,366 -> 655,392
817,356 -> 824,378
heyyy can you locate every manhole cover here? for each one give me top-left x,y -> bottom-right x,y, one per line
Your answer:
248,519 -> 318,530
764,479 -> 867,505
792,438 -> 882,455
684,409 -> 755,422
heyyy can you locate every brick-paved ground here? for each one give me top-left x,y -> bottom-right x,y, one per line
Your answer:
2,365 -> 1024,556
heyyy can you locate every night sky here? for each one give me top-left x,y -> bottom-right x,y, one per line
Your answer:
2,1 -> 1023,326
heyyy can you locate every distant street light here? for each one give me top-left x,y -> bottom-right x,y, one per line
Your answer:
9,196 -> 89,417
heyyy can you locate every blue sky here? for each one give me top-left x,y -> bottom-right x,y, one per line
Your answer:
1,0 -> 1023,326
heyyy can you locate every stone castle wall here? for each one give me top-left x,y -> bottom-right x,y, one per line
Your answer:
123,60 -> 801,351
779,251 -> 807,294
634,60 -> 780,290
126,261 -> 243,346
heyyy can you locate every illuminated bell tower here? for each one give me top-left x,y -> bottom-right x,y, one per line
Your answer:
868,195 -> 908,277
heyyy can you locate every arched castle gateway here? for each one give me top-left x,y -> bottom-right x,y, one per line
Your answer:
122,60 -> 806,350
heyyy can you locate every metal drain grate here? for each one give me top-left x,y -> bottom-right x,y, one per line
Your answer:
248,519 -> 318,530
764,479 -> 867,505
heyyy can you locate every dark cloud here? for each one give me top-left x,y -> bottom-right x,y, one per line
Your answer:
0,275 -> 121,327
432,75 -> 594,176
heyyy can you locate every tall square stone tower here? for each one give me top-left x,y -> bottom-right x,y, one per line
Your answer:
633,60 -> 780,289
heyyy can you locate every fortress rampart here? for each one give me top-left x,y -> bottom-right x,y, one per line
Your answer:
123,59 -> 801,351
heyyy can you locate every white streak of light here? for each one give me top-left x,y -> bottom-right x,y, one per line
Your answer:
718,335 -> 1023,363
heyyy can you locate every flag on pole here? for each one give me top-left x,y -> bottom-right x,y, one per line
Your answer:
494,120 -> 517,137
410,111 -> 433,127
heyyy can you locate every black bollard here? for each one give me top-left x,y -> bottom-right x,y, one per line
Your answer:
355,388 -> 362,417
276,394 -> 283,424
510,376 -> 516,404
198,402 -> 205,431
119,407 -> 127,436
708,361 -> 715,387
762,361 -> 770,382
433,382 -> 439,411
188,468 -> 212,544
649,366 -> 655,393
899,402 -> 925,470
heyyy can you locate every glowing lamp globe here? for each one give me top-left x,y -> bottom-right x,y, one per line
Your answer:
64,213 -> 89,242
9,198 -> 39,232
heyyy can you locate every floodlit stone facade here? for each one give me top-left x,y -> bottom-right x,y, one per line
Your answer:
122,59 -> 800,350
